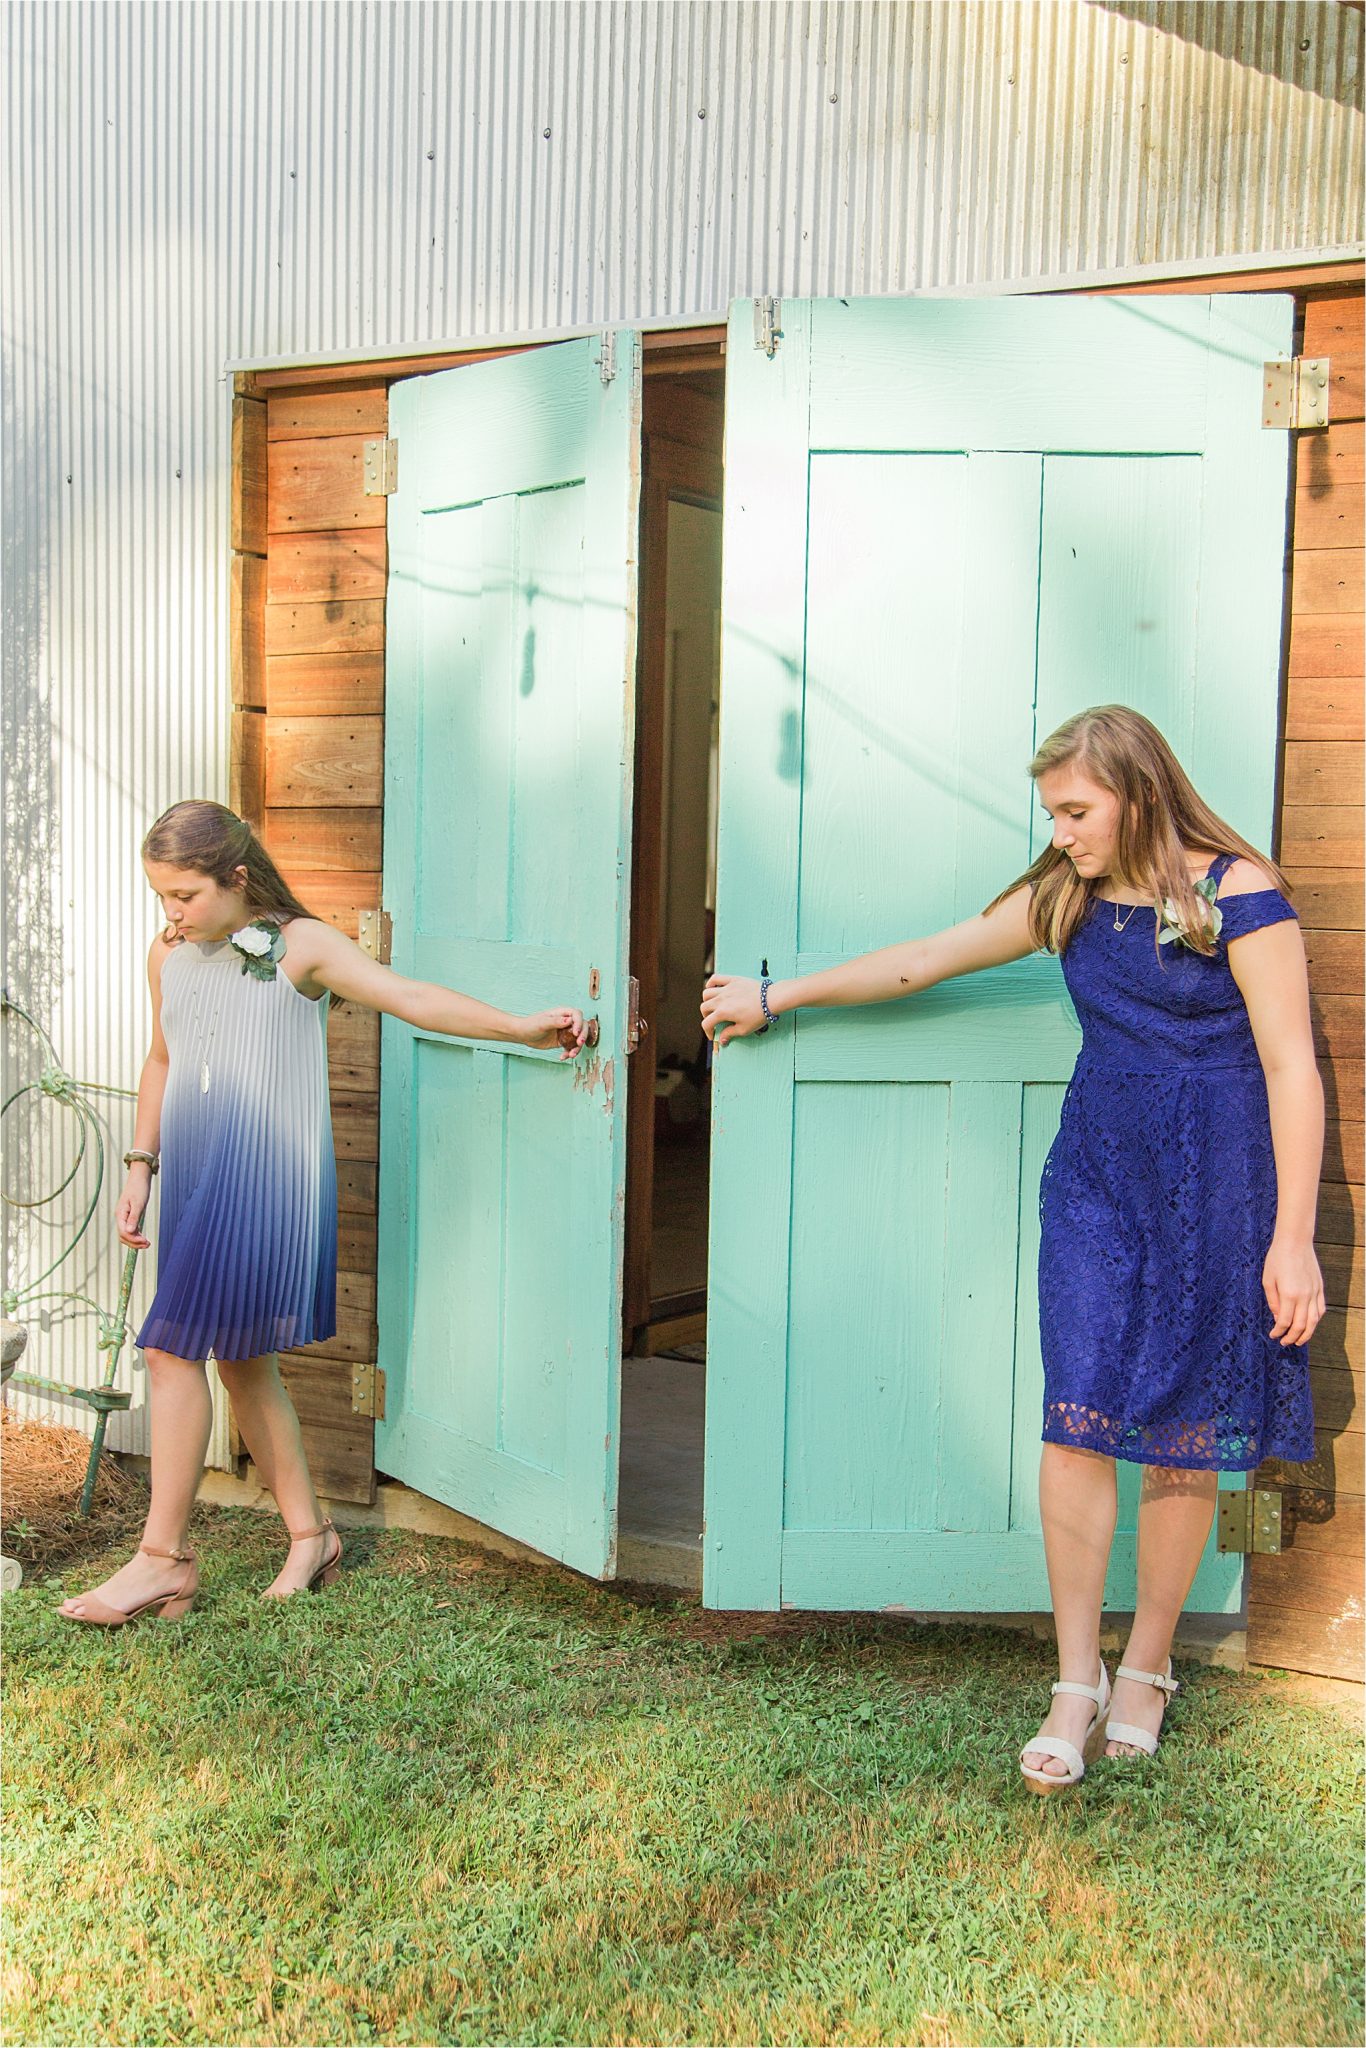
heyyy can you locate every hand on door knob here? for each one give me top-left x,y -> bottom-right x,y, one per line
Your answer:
583,1017 -> 601,1048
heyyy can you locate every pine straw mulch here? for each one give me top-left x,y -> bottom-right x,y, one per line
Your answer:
0,1405 -> 148,1577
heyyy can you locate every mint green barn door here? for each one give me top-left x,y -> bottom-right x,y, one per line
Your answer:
705,295 -> 1293,1612
376,337 -> 640,1578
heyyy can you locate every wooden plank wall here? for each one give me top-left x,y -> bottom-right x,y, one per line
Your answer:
229,393 -> 267,815
226,392 -> 267,1472
232,373 -> 387,1503
1250,283 -> 1365,1681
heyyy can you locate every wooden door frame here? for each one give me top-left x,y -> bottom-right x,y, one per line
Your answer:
624,390 -> 724,1346
228,283 -> 1361,1678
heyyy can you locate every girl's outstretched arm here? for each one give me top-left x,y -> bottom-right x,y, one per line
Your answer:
1224,872 -> 1326,1349
701,884 -> 1036,1046
290,920 -> 588,1058
117,936 -> 174,1247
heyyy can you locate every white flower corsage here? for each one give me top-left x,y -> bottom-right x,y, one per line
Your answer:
230,918 -> 286,980
1157,875 -> 1224,951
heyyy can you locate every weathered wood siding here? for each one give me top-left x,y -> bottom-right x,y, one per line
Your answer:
1250,284 -> 1364,1681
232,374 -> 387,1503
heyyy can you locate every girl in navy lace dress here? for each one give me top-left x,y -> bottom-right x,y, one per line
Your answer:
701,705 -> 1322,1790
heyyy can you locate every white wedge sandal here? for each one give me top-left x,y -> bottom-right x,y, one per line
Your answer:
1104,1660 -> 1180,1758
1019,1663 -> 1112,1793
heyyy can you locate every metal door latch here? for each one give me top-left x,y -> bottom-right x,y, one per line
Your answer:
363,438 -> 399,494
1262,359 -> 1330,430
1216,1488 -> 1282,1554
625,975 -> 649,1055
597,331 -> 617,385
754,297 -> 782,357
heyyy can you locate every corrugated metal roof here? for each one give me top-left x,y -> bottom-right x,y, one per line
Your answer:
2,0 -> 1360,1449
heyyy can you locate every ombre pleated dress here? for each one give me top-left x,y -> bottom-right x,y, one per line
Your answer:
137,933 -> 338,1362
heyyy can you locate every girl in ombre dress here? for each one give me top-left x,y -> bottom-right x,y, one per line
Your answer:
59,801 -> 587,1625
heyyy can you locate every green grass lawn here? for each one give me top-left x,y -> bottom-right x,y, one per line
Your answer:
4,1507 -> 1361,2047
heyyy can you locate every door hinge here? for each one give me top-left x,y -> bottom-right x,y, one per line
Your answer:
363,437 -> 399,494
1216,1487 -> 1282,1554
351,1362 -> 386,1420
754,296 -> 782,357
1262,358 -> 1330,430
596,330 -> 617,385
358,909 -> 393,963
625,974 -> 650,1056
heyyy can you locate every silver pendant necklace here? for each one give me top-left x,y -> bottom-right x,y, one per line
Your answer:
187,955 -> 224,1094
1111,900 -> 1142,932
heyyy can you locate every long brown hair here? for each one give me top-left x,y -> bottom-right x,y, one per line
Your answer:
988,705 -> 1290,956
142,801 -> 314,928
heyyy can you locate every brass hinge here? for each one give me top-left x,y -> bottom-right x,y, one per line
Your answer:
754,296 -> 782,357
1216,1487 -> 1282,1554
1262,358 -> 1330,430
358,909 -> 393,963
351,1363 -> 386,1420
363,437 -> 399,494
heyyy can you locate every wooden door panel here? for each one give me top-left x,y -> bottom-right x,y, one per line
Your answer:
784,1083 -> 951,1534
376,338 -> 640,1578
799,453 -> 1042,944
1034,457 -> 1203,774
806,296 -> 1213,453
706,294 -> 1294,1612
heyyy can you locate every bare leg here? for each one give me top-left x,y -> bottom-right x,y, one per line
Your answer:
1022,1443 -> 1118,1778
59,1348 -> 211,1618
1106,1463 -> 1218,1755
216,1353 -> 334,1596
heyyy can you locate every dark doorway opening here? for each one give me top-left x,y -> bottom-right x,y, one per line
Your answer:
619,357 -> 725,1579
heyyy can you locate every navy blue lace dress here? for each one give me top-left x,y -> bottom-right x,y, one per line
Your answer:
1038,852 -> 1315,1471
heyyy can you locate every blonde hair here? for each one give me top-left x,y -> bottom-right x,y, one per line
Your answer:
988,705 -> 1289,956
142,801 -> 314,931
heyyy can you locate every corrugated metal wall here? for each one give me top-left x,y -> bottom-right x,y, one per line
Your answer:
3,0 -> 1361,1455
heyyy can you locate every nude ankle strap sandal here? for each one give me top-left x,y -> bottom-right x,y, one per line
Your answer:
57,1543 -> 198,1627
264,1517 -> 342,1598
1020,1664 -> 1112,1793
1105,1661 -> 1180,1759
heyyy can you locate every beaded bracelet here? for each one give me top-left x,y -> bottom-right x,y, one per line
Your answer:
758,958 -> 776,1033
